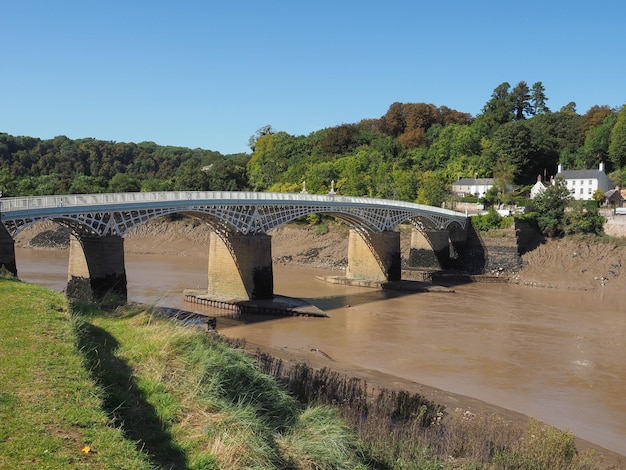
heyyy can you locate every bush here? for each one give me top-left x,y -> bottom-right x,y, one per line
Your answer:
564,200 -> 605,235
471,207 -> 513,231
314,223 -> 329,235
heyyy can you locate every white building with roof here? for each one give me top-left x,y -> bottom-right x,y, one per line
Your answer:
555,162 -> 613,200
452,177 -> 496,197
530,175 -> 550,199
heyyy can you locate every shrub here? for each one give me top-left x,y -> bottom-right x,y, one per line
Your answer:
314,223 -> 329,235
471,207 -> 513,231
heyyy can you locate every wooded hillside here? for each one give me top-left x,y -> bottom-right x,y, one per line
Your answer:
2,81 -> 625,208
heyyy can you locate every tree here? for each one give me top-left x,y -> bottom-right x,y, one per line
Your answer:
531,178 -> 571,237
478,82 -> 513,131
415,171 -> 450,207
530,81 -> 550,115
510,81 -> 533,120
0,167 -> 15,196
380,102 -> 405,136
608,106 -> 626,169
564,200 -> 605,235
69,175 -> 108,194
248,125 -> 274,152
490,121 -> 533,180
109,173 -> 141,193
246,132 -> 306,191
578,112 -> 617,169
173,160 -> 207,191
582,105 -> 613,133
560,102 -> 577,114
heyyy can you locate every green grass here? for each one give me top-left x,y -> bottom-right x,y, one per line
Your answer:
69,300 -> 369,469
0,278 -> 152,469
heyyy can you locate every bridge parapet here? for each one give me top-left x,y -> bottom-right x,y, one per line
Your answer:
1,191 -> 468,238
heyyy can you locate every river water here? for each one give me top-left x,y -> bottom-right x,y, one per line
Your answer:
14,247 -> 626,456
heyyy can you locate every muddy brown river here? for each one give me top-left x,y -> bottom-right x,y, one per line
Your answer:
14,247 -> 626,457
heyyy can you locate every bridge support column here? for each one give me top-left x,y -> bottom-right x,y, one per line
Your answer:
207,232 -> 273,300
409,228 -> 450,269
0,223 -> 17,276
67,235 -> 127,303
346,230 -> 401,282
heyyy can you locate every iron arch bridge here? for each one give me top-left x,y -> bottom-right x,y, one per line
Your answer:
0,191 -> 468,238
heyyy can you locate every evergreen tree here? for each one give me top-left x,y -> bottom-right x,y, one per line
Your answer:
530,81 -> 550,114
510,81 -> 533,120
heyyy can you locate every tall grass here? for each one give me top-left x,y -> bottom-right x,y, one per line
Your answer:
70,301 -> 367,469
252,348 -> 607,469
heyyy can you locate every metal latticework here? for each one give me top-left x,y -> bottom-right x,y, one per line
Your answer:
0,191 -> 468,238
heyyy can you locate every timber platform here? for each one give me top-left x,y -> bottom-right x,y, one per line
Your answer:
183,290 -> 328,317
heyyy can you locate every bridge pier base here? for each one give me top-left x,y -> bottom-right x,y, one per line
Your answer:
0,223 -> 17,276
67,235 -> 127,303
207,232 -> 273,300
409,228 -> 450,269
346,230 -> 401,282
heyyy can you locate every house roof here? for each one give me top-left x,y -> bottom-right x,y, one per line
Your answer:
556,169 -> 604,179
605,189 -> 623,200
452,178 -> 495,186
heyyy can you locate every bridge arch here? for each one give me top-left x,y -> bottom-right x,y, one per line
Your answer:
1,192 -> 469,301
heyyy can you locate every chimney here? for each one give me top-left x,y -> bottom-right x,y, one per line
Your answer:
537,175 -> 542,182
599,162 -> 605,172
557,163 -> 563,173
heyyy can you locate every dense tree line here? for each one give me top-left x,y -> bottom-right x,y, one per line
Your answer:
247,82 -> 625,207
1,81 -> 625,210
0,135 -> 248,196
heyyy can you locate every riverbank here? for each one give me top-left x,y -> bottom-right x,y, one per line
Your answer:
14,219 -> 626,467
18,218 -> 626,293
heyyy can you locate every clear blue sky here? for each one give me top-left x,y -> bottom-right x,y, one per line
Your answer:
2,1 -> 624,155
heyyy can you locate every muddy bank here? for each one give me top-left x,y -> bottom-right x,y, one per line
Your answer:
17,218 -> 626,293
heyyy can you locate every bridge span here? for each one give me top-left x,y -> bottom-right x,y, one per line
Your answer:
0,191 -> 470,302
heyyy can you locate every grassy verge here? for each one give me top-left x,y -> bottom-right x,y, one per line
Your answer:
0,277 -> 609,469
0,278 -> 152,469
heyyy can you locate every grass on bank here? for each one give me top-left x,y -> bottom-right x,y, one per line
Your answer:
0,276 -> 610,469
0,277 -> 152,469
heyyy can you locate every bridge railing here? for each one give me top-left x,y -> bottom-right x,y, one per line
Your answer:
0,191 -> 467,219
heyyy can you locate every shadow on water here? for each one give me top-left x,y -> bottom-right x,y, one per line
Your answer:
75,320 -> 189,470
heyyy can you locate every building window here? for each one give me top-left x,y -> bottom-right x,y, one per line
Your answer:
572,180 -> 576,185
588,188 -> 592,194
589,180 -> 592,185
580,188 -> 583,195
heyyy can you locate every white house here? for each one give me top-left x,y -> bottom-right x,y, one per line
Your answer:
555,162 -> 613,200
452,177 -> 497,197
530,175 -> 549,199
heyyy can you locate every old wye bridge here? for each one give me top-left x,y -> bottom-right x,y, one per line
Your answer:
0,191 -> 472,302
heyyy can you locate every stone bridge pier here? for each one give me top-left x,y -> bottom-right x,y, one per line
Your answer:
0,223 -> 17,276
345,229 -> 401,282
207,231 -> 273,300
409,228 -> 451,269
67,234 -> 127,303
